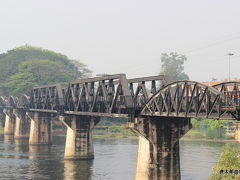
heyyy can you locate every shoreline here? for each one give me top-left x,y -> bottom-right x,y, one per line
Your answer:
0,129 -> 237,142
181,137 -> 236,143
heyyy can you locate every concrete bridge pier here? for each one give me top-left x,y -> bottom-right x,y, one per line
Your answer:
129,117 -> 192,180
3,109 -> 15,135
27,112 -> 53,145
13,109 -> 30,138
60,115 -> 98,160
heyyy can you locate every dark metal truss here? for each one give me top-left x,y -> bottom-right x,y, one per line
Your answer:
212,82 -> 240,107
141,81 -> 240,120
29,84 -> 64,111
2,76 -> 240,120
10,74 -> 166,117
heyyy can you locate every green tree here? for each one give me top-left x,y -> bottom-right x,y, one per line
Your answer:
0,45 -> 91,95
160,52 -> 189,82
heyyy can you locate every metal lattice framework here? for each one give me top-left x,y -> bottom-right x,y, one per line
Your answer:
63,74 -> 166,117
64,74 -> 131,117
16,95 -> 30,109
0,96 -> 6,108
212,82 -> 240,107
2,75 -> 240,120
29,84 -> 64,112
128,75 -> 167,109
141,81 -> 240,120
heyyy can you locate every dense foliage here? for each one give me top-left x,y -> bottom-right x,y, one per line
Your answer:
210,145 -> 240,179
0,45 -> 91,95
160,52 -> 189,82
191,119 -> 232,139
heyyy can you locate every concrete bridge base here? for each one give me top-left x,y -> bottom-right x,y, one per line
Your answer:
129,117 -> 192,180
27,112 -> 53,145
13,109 -> 30,139
60,115 -> 97,160
3,109 -> 15,135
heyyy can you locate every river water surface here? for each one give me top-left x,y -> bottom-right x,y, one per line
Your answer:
0,135 -> 233,180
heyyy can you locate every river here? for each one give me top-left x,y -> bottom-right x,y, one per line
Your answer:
0,135 -> 234,180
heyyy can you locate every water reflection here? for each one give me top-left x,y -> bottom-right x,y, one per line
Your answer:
2,135 -> 14,159
0,135 -> 235,180
14,138 -> 27,159
64,160 -> 93,180
29,145 -> 51,160
3,134 -> 14,144
14,138 -> 26,145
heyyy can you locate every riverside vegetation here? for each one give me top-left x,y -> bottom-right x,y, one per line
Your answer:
210,144 -> 240,179
184,118 -> 235,140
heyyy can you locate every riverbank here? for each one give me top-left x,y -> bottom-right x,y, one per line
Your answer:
51,124 -> 137,139
182,129 -> 235,142
0,122 -> 236,142
182,136 -> 236,143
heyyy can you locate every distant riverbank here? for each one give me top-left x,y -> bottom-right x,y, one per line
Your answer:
0,123 -> 236,142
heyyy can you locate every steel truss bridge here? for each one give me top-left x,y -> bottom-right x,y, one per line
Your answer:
1,74 -> 240,179
0,74 -> 240,121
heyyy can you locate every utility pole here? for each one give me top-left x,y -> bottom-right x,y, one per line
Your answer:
227,53 -> 234,81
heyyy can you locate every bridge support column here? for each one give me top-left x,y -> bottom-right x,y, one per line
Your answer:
13,109 -> 30,138
60,115 -> 98,160
129,117 -> 191,180
27,112 -> 52,145
3,109 -> 15,135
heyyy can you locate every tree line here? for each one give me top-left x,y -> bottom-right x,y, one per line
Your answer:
0,45 -> 91,95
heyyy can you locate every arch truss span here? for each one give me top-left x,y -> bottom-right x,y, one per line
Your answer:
213,81 -> 240,107
141,81 -> 240,120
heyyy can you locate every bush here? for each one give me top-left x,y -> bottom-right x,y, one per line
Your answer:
205,127 -> 226,139
210,145 -> 240,179
191,119 -> 200,129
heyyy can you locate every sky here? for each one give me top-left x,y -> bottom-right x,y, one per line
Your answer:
0,0 -> 240,82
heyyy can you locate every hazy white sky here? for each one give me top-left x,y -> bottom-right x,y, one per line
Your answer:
0,0 -> 240,81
